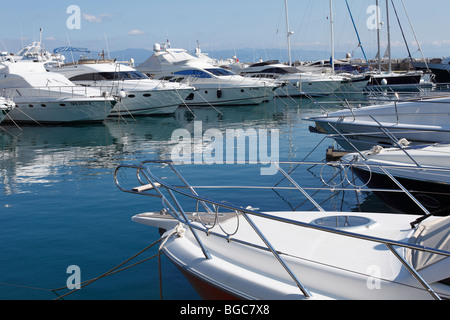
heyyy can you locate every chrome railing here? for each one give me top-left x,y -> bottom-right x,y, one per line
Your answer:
115,160 -> 449,300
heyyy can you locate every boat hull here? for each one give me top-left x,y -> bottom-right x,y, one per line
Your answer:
342,144 -> 450,216
175,263 -> 241,300
5,98 -> 115,123
413,61 -> 450,84
350,166 -> 450,216
307,97 -> 450,150
133,211 -> 449,300
313,120 -> 450,150
110,89 -> 192,116
365,73 -> 426,92
183,86 -> 276,106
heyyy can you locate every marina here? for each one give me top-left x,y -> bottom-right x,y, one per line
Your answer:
0,0 -> 449,302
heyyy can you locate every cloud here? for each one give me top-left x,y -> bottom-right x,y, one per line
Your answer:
45,36 -> 56,41
82,13 -> 113,23
128,29 -> 146,35
430,40 -> 450,47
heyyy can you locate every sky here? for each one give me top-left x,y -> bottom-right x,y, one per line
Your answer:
1,0 -> 450,62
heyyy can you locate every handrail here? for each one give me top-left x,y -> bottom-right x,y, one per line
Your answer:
114,160 -> 450,300
311,111 -> 450,121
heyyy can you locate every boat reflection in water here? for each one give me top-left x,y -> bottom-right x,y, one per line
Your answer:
0,101 -> 287,197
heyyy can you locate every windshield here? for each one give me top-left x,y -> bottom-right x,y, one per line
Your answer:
205,68 -> 235,76
174,70 -> 211,78
101,71 -> 148,80
260,67 -> 299,74
70,71 -> 149,82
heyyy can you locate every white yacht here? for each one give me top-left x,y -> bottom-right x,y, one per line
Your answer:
234,60 -> 367,97
0,60 -> 116,124
7,41 -> 65,68
50,58 -> 194,116
14,41 -> 53,62
414,57 -> 450,84
137,44 -> 279,106
365,71 -> 433,92
115,160 -> 449,300
305,96 -> 450,150
341,143 -> 450,216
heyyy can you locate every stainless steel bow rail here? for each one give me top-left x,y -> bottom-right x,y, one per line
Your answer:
114,160 -> 450,300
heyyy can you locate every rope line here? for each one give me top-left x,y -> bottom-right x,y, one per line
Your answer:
53,236 -> 167,300
0,236 -> 169,299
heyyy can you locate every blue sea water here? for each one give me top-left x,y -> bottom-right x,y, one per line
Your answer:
0,97 -> 387,300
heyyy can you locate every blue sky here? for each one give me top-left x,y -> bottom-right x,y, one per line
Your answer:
1,0 -> 449,62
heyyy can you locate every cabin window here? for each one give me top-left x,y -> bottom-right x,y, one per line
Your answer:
174,70 -> 211,78
70,73 -> 107,81
98,71 -> 148,81
70,71 -> 148,82
205,68 -> 234,76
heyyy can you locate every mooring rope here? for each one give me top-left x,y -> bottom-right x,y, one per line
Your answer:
0,235 -> 170,300
53,236 -> 168,300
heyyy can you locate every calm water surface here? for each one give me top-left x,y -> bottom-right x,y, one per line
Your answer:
0,96 -> 388,300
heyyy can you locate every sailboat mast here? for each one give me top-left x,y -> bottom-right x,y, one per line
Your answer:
330,0 -> 335,73
386,0 -> 392,72
376,0 -> 382,73
285,0 -> 293,65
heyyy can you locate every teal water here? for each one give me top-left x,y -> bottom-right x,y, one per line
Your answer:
0,97 -> 387,300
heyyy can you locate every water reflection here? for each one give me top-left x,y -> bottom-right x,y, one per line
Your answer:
0,101 -> 289,196
0,96 -> 395,211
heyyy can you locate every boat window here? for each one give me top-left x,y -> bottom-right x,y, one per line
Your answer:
174,70 -> 212,78
172,77 -> 185,83
70,73 -> 108,81
251,74 -> 276,79
205,68 -> 235,76
98,71 -> 149,80
70,71 -> 148,82
260,67 -> 298,74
